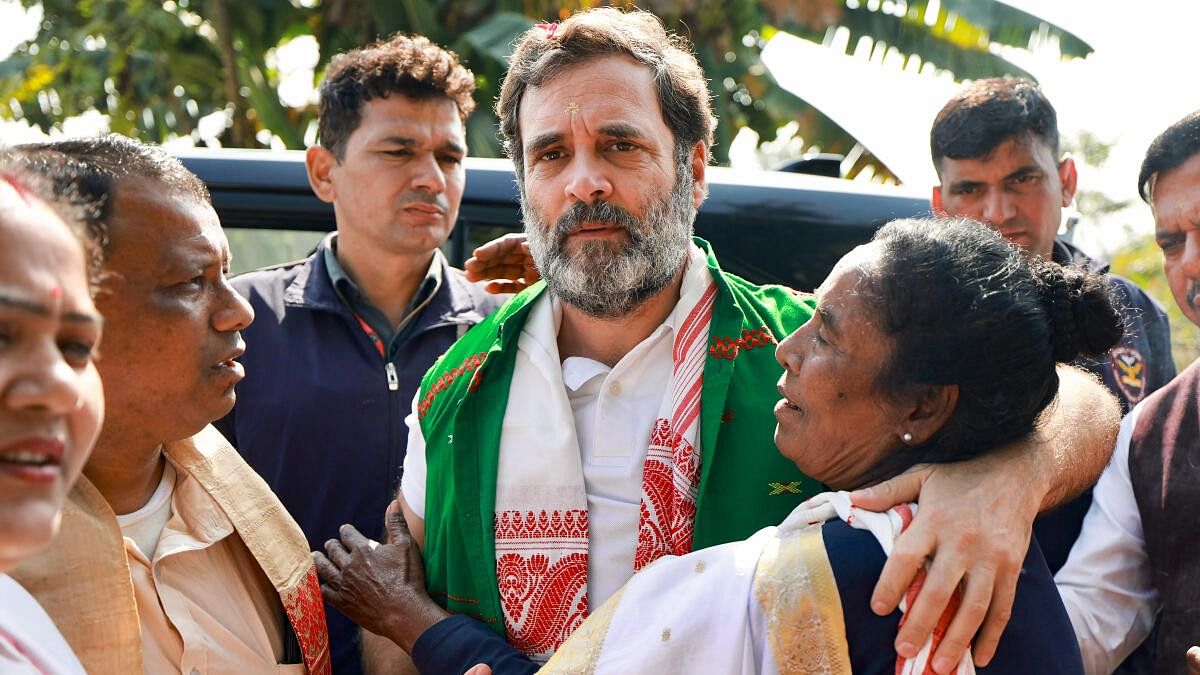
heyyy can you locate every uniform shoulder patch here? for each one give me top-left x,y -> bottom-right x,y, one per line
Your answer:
1110,346 -> 1146,404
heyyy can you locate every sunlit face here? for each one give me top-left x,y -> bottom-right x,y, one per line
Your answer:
0,182 -> 104,572
1149,152 -> 1200,328
933,135 -> 1075,260
773,243 -> 905,490
97,177 -> 253,446
517,55 -> 704,317
317,95 -> 466,256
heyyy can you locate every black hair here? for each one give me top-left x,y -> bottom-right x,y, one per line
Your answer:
318,33 -> 475,160
497,7 -> 715,187
2,146 -> 109,253
8,134 -> 210,259
0,157 -> 103,287
861,217 -> 1122,480
1138,109 -> 1200,202
930,78 -> 1060,173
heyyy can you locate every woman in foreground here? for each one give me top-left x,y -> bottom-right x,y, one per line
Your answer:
327,217 -> 1123,674
0,165 -> 102,674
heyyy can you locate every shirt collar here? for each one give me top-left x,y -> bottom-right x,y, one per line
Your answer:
323,232 -> 445,345
324,232 -> 444,305
543,243 -> 713,392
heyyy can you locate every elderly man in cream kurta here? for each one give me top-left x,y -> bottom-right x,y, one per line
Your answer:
8,137 -> 329,673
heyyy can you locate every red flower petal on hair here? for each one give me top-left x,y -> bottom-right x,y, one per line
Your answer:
535,22 -> 558,39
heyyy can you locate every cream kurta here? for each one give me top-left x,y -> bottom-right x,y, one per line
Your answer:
10,425 -> 330,675
126,454 -> 296,674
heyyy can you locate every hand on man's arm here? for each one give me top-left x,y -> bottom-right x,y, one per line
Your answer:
313,500 -> 445,654
464,232 -> 539,294
850,365 -> 1120,674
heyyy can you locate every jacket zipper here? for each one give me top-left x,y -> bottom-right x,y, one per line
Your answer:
387,357 -> 400,498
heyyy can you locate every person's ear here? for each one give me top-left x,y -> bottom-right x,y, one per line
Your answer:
897,384 -> 958,447
689,141 -> 708,209
931,186 -> 947,216
306,145 -> 338,205
1058,156 -> 1078,207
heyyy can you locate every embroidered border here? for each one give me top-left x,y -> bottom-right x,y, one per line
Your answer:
418,352 -> 488,419
754,528 -> 852,675
281,565 -> 331,675
635,420 -> 700,569
709,326 -> 776,361
494,509 -> 590,662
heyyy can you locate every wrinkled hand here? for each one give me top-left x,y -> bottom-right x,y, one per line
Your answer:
464,232 -> 539,294
1188,646 -> 1200,675
850,451 -> 1043,674
313,500 -> 450,653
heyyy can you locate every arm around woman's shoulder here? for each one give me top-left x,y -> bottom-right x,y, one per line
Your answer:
847,364 -> 1120,671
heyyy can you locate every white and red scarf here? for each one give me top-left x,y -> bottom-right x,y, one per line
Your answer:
788,492 -> 975,675
492,244 -> 716,662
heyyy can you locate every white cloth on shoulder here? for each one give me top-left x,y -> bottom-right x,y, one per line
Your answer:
0,574 -> 85,674
542,491 -> 973,674
788,492 -> 975,675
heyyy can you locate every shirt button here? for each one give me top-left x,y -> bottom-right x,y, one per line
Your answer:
608,381 -> 622,396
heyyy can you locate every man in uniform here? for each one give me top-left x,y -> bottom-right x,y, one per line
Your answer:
928,78 -> 1175,574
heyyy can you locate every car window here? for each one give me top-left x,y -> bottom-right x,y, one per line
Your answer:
227,228 -> 327,275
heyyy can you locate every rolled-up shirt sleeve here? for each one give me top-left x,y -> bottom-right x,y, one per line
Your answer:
401,392 -> 427,519
1055,405 -> 1160,674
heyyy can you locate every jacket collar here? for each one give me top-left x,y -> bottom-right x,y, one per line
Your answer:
1051,237 -> 1110,274
282,234 -> 344,313
282,234 -> 488,331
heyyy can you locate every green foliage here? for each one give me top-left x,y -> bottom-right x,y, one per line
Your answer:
938,0 -> 1091,58
1075,190 -> 1129,218
1064,130 -> 1115,167
1,0 -> 1092,174
1109,233 -> 1200,371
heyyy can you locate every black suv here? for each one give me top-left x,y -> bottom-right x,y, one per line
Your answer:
178,148 -> 930,291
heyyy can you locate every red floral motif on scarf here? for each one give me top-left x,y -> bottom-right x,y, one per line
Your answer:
494,509 -> 590,661
635,419 -> 700,569
490,272 -> 715,661
281,565 -> 331,675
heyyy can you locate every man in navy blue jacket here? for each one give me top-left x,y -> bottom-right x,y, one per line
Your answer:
927,78 -> 1175,575
214,34 -> 503,674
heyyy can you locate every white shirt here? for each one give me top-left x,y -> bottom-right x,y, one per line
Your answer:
1055,404 -> 1160,675
116,461 -> 177,560
402,294 -> 678,609
0,575 -> 86,675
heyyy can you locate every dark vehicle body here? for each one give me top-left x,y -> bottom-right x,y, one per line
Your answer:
178,148 -> 930,291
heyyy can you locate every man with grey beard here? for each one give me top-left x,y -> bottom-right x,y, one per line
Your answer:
315,8 -> 1120,674
389,11 -> 822,665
